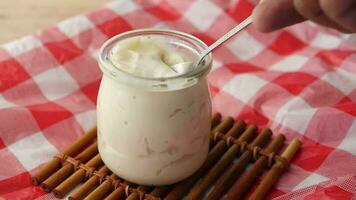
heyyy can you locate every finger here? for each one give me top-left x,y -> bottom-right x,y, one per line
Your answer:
252,0 -> 305,32
293,0 -> 350,32
320,0 -> 356,32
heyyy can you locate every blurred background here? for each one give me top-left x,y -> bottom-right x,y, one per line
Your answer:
0,0 -> 110,44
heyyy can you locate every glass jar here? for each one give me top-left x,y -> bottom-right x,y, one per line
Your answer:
97,29 -> 212,186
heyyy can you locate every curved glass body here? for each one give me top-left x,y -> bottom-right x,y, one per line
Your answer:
97,29 -> 212,185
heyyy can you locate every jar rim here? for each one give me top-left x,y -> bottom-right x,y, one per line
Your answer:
98,29 -> 212,85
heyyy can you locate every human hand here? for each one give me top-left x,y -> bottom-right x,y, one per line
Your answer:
252,0 -> 356,33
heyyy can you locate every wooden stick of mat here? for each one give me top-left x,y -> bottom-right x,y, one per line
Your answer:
41,142 -> 98,192
32,128 -> 97,185
164,120 -> 248,200
85,174 -> 119,200
69,166 -> 110,200
206,146 -> 251,200
185,125 -> 264,200
225,134 -> 285,200
211,113 -> 222,129
209,117 -> 235,147
53,154 -> 103,198
248,139 -> 301,200
125,186 -> 152,200
104,181 -> 132,200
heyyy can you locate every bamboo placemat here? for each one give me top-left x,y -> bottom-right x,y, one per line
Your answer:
31,113 -> 301,200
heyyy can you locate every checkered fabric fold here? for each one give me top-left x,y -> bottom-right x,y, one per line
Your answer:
0,0 -> 355,199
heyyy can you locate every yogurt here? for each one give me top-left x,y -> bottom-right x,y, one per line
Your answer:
97,29 -> 212,185
109,35 -> 193,78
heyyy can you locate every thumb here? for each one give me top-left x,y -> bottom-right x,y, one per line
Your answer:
252,0 -> 306,32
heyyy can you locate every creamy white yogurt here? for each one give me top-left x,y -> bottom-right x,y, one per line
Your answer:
97,30 -> 212,185
109,35 -> 193,78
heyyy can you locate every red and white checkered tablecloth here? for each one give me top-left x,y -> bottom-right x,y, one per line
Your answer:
0,0 -> 356,199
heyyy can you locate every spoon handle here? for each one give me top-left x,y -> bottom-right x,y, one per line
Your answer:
198,16 -> 253,64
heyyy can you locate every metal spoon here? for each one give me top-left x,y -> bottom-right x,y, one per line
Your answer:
171,16 -> 253,73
